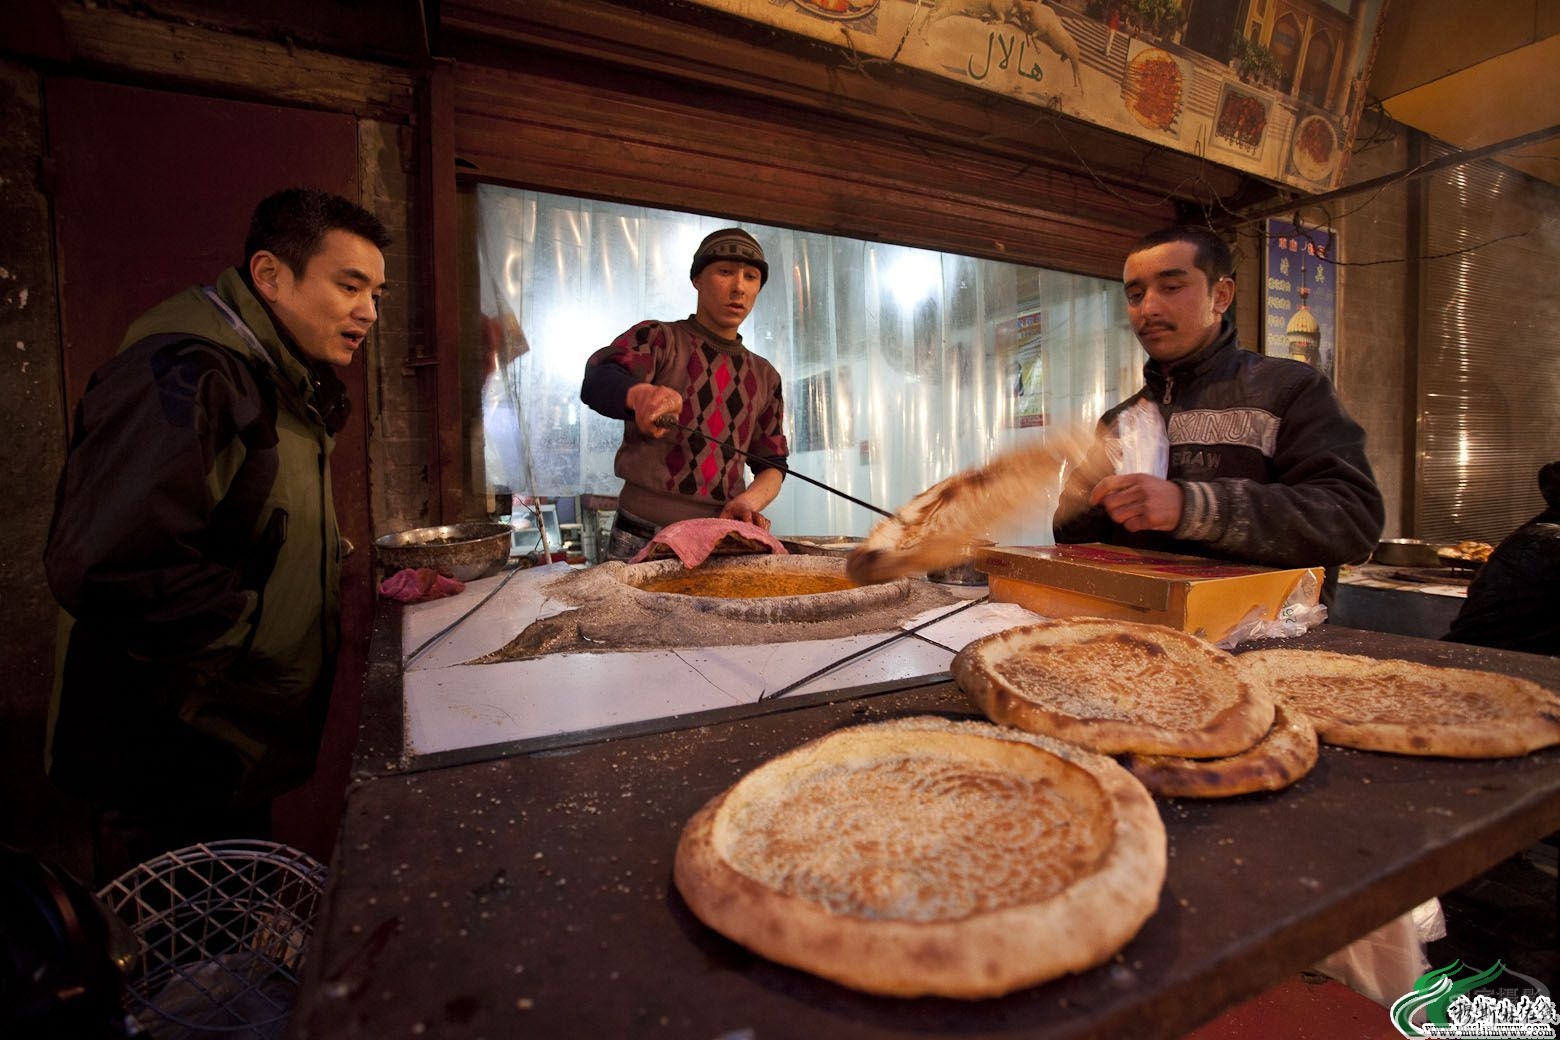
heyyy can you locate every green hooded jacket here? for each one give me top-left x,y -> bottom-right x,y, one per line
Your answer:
45,267 -> 345,810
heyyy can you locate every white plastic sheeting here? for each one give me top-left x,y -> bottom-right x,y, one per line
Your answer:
474,184 -> 1142,544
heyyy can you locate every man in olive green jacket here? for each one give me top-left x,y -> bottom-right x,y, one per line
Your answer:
44,189 -> 389,880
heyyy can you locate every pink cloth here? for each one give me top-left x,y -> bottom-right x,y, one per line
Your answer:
378,567 -> 466,604
629,518 -> 788,568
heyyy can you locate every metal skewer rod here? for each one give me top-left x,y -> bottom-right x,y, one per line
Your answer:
402,563 -> 529,669
641,412 -> 895,519
757,593 -> 989,702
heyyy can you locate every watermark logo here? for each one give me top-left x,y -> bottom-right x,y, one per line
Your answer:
1390,960 -> 1558,1039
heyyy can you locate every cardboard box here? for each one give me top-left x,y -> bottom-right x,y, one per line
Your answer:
975,543 -> 1322,645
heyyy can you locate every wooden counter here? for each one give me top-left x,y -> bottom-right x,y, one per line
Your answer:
289,620 -> 1560,1040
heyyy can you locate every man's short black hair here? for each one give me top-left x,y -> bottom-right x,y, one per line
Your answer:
244,188 -> 392,276
1129,226 -> 1234,286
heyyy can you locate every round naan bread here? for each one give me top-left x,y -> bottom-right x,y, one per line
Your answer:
673,716 -> 1166,999
953,618 -> 1275,758
1236,649 -> 1560,758
1119,700 -> 1320,798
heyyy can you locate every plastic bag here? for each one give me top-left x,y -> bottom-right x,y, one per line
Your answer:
1312,899 -> 1446,1007
1111,399 -> 1169,478
1215,569 -> 1328,649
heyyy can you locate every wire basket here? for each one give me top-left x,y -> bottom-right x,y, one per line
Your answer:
96,840 -> 327,1039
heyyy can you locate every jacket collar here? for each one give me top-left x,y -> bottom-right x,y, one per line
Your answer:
1143,318 -> 1238,396
218,268 -> 350,433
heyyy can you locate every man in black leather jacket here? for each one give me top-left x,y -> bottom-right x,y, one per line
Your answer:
1054,226 -> 1384,599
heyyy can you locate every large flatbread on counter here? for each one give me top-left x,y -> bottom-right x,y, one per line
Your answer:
953,618 -> 1275,758
1236,649 -> 1560,758
1120,701 -> 1320,798
673,716 -> 1166,999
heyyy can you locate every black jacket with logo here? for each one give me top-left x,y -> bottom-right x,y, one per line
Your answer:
1054,320 -> 1384,579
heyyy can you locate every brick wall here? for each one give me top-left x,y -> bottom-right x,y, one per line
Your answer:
359,117 -> 435,540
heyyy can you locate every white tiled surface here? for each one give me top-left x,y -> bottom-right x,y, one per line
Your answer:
398,564 -> 1044,759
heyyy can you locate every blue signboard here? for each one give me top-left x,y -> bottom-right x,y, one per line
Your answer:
1263,218 -> 1338,382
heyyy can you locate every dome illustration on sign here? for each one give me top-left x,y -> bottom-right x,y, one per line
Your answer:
1285,283 -> 1321,366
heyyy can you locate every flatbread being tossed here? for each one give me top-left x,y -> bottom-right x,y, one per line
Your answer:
673,716 -> 1166,999
1119,701 -> 1319,798
953,618 -> 1275,758
1235,649 -> 1560,758
845,431 -> 1090,585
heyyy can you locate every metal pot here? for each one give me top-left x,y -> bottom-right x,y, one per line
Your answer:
374,522 -> 514,581
1371,538 -> 1441,568
778,535 -> 863,558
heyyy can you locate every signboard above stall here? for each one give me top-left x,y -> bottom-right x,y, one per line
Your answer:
685,0 -> 1388,192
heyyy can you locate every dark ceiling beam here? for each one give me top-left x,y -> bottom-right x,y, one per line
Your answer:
16,3 -> 418,121
437,0 -> 1262,212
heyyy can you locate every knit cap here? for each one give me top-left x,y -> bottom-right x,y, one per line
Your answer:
690,227 -> 768,286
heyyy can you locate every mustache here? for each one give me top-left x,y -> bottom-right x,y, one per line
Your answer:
1136,321 -> 1175,334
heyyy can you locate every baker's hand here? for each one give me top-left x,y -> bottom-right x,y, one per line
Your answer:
720,496 -> 771,531
625,384 -> 684,438
1089,473 -> 1182,533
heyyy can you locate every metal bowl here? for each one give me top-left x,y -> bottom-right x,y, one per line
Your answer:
777,535 -> 863,558
928,539 -> 994,586
374,522 -> 513,581
927,559 -> 988,586
1371,538 -> 1441,568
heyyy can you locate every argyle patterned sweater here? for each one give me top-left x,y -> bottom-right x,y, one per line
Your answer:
581,316 -> 788,525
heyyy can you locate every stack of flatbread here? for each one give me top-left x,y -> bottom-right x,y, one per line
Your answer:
953,618 -> 1319,798
954,619 -> 1560,798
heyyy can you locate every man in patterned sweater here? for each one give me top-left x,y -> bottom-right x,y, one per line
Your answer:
1054,225 -> 1383,602
580,227 -> 788,560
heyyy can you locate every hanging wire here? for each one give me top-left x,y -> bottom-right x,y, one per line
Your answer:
753,4 -> 1554,274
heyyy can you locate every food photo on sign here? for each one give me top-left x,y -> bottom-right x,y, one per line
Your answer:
1121,42 -> 1185,135
1211,81 -> 1271,159
1291,112 -> 1343,184
1263,218 -> 1339,382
